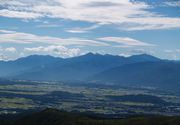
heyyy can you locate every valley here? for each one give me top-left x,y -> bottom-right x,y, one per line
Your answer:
0,80 -> 180,117
0,0 -> 179,124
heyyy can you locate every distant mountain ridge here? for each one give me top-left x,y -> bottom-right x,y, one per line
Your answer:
90,61 -> 180,91
0,55 -> 62,77
0,53 -> 179,91
0,53 -> 160,80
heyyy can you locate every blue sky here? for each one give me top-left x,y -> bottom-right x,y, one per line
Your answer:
0,0 -> 180,60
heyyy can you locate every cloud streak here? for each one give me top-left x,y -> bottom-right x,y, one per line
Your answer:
0,9 -> 42,19
98,37 -> 155,47
5,47 -> 17,53
66,24 -> 100,33
0,0 -> 180,30
164,1 -> 180,7
24,45 -> 81,58
0,46 -> 17,53
0,29 -> 155,50
0,29 -> 109,46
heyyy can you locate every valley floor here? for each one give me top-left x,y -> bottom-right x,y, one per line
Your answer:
0,80 -> 180,117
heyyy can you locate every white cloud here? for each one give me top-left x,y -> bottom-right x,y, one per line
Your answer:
118,49 -> 155,58
66,24 -> 101,33
5,47 -> 17,52
0,46 -> 17,53
163,49 -> 180,60
122,17 -> 180,31
24,45 -> 81,58
164,50 -> 173,53
0,55 -> 9,61
98,37 -> 155,47
0,0 -> 180,30
164,1 -> 180,7
165,49 -> 180,53
130,49 -> 155,55
176,50 -> 180,52
118,53 -> 131,57
0,9 -> 42,19
0,29 -> 109,46
0,1 -> 26,6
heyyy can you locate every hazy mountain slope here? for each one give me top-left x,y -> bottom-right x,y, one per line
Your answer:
127,54 -> 161,62
91,61 -> 180,91
11,53 -> 161,81
0,55 -> 63,77
13,53 -> 127,81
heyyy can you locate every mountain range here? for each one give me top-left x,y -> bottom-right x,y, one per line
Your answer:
0,53 -> 179,91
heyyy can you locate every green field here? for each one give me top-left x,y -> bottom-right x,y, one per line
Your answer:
0,80 -> 180,116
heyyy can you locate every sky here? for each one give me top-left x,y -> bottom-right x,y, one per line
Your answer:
0,0 -> 180,60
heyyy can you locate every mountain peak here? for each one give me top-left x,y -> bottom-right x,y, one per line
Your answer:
20,54 -> 56,59
129,54 -> 160,62
85,52 -> 101,56
78,52 -> 103,58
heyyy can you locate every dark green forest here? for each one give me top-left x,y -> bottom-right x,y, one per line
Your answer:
1,108 -> 180,125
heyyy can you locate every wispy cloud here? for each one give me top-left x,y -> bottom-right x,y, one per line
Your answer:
98,37 -> 155,47
0,0 -> 180,30
66,24 -> 100,33
129,48 -> 155,55
164,1 -> 180,7
0,9 -> 42,19
164,49 -> 180,60
24,45 -> 81,58
165,49 -> 180,53
0,29 -> 155,48
0,29 -> 109,46
4,47 -> 17,53
0,47 -> 17,60
164,49 -> 174,53
0,55 -> 9,61
0,46 -> 17,53
36,24 -> 60,28
176,50 -> 180,52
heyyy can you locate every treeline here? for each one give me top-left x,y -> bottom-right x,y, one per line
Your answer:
0,108 -> 180,125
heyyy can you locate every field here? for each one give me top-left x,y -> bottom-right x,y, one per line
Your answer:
0,80 -> 180,117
